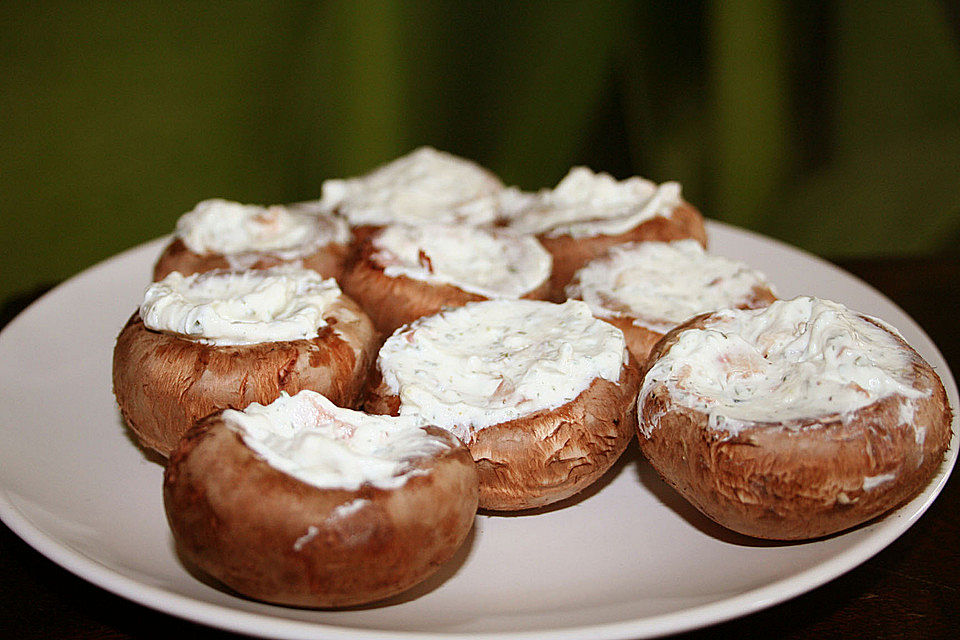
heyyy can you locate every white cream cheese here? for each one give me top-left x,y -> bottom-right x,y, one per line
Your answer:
493,186 -> 539,222
639,297 -> 927,436
567,240 -> 774,332
292,526 -> 320,551
176,198 -> 350,268
507,167 -> 684,238
225,390 -> 452,491
140,267 -> 343,345
318,146 -> 506,227
862,473 -> 897,491
371,224 -> 552,298
378,299 -> 628,441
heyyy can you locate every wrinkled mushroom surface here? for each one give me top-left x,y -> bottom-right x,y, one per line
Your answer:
366,364 -> 640,511
637,312 -> 952,540
342,241 -> 550,336
543,201 -> 707,300
112,295 -> 377,457
164,415 -> 478,607
153,237 -> 350,282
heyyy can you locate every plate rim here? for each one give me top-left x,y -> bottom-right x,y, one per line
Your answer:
0,220 -> 956,639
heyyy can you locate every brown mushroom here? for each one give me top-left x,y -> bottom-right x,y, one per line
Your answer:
565,238 -> 776,364
363,299 -> 640,511
153,237 -> 351,282
637,305 -> 953,540
341,231 -> 551,336
112,293 -> 378,458
366,364 -> 640,511
542,200 -> 707,300
163,399 -> 478,607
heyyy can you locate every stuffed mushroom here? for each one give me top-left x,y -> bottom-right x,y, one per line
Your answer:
637,296 -> 953,540
365,299 -> 640,511
317,146 -> 508,241
506,167 -> 707,299
153,198 -> 351,282
163,390 -> 479,607
342,223 -> 552,335
566,240 -> 776,363
113,266 -> 378,457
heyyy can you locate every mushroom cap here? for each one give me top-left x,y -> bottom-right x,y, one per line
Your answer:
152,237 -> 351,282
542,200 -> 707,300
112,294 -> 378,457
341,240 -> 550,336
163,416 -> 478,607
366,362 -> 641,511
637,312 -> 953,540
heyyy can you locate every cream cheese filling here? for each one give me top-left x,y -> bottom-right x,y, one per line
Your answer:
568,240 -> 774,332
371,224 -> 551,298
226,390 -> 451,491
319,146 -> 505,227
507,167 -> 684,238
175,199 -> 349,265
140,267 -> 342,345
378,299 -> 628,441
639,297 -> 927,435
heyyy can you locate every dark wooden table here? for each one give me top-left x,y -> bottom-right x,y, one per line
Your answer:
1,257 -> 958,639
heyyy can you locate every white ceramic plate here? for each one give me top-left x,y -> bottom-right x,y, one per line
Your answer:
0,221 -> 956,640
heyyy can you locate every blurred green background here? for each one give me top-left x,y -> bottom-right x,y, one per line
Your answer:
3,1 -> 960,305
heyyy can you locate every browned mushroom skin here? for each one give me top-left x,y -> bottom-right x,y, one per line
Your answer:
341,240 -> 551,336
637,314 -> 953,540
543,200 -> 708,301
366,362 -> 641,511
112,295 -> 378,458
343,224 -> 381,247
152,238 -> 351,282
163,417 -> 479,607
